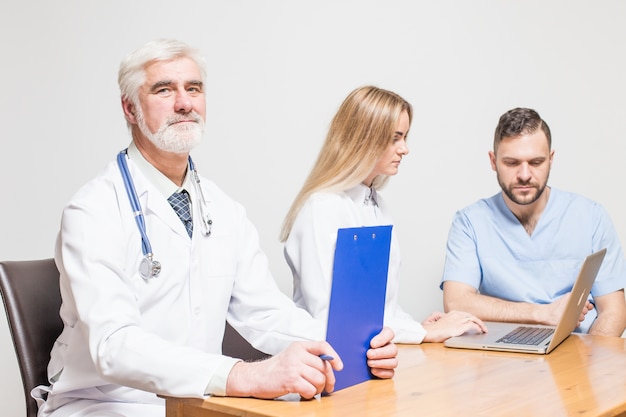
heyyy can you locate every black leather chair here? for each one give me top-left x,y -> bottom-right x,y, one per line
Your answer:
0,259 -> 63,417
222,321 -> 270,361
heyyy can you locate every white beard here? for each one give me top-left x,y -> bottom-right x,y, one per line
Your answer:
136,110 -> 205,154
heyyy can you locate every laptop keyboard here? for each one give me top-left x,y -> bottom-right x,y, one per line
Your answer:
496,326 -> 555,345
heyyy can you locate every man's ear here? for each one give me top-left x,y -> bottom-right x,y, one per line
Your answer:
488,150 -> 497,172
121,98 -> 138,124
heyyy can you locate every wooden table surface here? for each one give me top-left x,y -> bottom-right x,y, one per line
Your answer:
164,333 -> 626,417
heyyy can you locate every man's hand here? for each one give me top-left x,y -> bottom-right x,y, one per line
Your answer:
542,293 -> 593,326
226,341 -> 342,399
367,327 -> 398,379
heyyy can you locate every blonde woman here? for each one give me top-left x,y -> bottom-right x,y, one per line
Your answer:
281,86 -> 487,343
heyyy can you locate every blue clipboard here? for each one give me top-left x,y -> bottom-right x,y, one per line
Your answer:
326,225 -> 392,391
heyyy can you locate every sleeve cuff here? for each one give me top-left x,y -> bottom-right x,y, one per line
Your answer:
204,357 -> 241,396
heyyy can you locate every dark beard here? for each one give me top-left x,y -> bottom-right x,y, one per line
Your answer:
498,177 -> 548,206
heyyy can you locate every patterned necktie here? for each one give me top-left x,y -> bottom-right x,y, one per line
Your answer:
168,190 -> 193,237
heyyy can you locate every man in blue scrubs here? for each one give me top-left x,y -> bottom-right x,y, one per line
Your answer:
441,107 -> 626,336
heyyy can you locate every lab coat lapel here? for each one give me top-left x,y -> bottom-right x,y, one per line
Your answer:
129,165 -> 192,240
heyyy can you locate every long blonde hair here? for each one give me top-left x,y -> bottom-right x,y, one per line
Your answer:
280,85 -> 412,242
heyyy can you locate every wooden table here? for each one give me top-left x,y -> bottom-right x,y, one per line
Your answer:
164,333 -> 626,417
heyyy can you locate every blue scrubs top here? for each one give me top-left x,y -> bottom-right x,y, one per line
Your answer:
441,188 -> 626,332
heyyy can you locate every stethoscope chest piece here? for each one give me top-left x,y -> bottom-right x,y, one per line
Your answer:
139,255 -> 161,280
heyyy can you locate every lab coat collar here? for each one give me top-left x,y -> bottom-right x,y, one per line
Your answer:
121,151 -> 193,241
345,183 -> 378,207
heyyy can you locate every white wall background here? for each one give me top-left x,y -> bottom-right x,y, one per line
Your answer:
1,1 -> 625,414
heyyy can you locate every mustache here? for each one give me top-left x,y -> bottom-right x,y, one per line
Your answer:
166,112 -> 203,126
514,179 -> 536,186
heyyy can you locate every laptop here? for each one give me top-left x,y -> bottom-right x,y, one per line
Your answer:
444,248 -> 606,354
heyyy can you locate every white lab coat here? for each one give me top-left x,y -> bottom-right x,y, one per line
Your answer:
39,156 -> 323,416
284,184 -> 427,344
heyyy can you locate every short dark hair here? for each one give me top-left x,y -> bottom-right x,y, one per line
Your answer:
493,108 -> 551,151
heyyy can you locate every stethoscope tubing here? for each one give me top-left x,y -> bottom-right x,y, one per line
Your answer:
116,148 -> 212,279
117,150 -> 153,257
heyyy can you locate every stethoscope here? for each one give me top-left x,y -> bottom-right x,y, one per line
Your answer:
116,149 -> 213,280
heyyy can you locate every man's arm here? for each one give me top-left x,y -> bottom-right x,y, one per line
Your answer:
442,281 -> 588,326
225,328 -> 397,399
589,290 -> 626,336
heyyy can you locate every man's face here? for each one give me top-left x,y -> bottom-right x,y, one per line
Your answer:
489,130 -> 554,206
131,57 -> 206,154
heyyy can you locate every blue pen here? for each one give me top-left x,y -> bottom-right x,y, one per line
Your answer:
319,354 -> 334,361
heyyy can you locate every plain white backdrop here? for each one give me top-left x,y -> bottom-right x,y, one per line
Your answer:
1,1 -> 625,415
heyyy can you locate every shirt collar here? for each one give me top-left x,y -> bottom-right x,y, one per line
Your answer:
126,142 -> 192,198
345,183 -> 378,207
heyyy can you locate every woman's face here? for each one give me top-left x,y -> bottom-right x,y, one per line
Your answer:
363,110 -> 410,186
